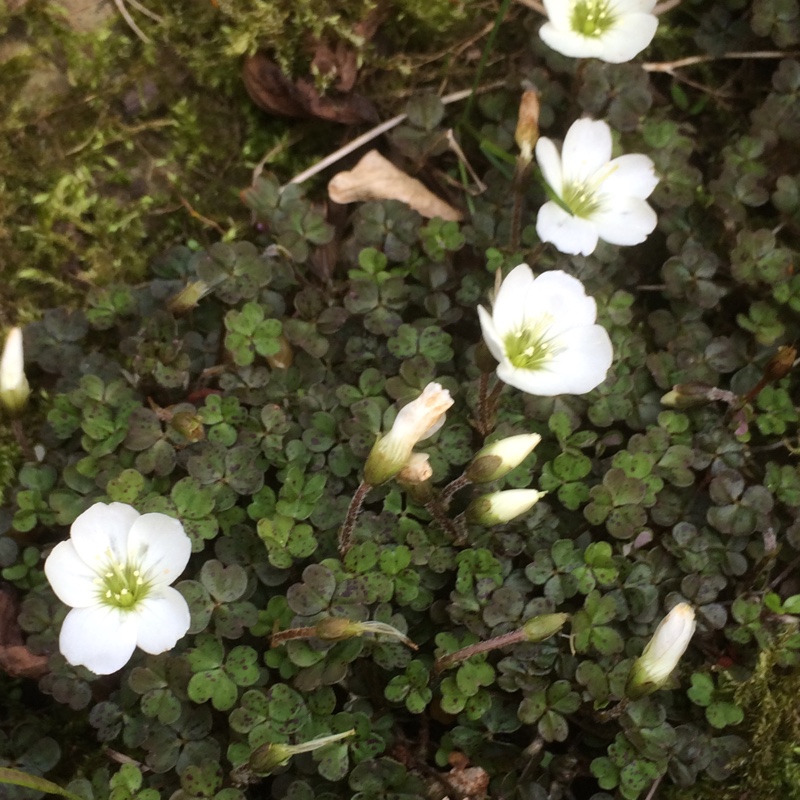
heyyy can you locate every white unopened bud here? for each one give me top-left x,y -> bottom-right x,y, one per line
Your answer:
626,603 -> 696,699
0,327 -> 30,417
466,433 -> 541,483
364,383 -> 453,486
465,489 -> 545,525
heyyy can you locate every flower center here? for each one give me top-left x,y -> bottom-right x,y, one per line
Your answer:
570,0 -> 617,37
561,182 -> 603,218
504,316 -> 559,370
96,557 -> 150,609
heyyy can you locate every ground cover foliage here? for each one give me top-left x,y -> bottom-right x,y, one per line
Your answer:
4,1 -> 800,799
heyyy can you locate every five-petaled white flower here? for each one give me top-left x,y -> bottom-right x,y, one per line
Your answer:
478,264 -> 613,396
539,0 -> 659,63
535,118 -> 658,257
45,502 -> 192,675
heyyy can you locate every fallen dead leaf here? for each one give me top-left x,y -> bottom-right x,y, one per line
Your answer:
242,53 -> 378,125
328,150 -> 462,220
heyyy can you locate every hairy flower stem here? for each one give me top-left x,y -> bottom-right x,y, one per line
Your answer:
270,626 -> 317,647
440,473 -> 472,505
510,158 -> 529,251
11,419 -> 34,462
425,499 -> 467,545
594,698 -> 630,722
338,481 -> 370,557
435,628 -> 526,673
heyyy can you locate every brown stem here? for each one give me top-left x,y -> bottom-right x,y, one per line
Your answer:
510,159 -> 528,252
338,481 -> 370,557
425,498 -> 466,545
270,626 -> 317,647
434,628 -> 526,673
594,697 -> 630,723
477,372 -> 490,435
11,419 -> 35,462
439,473 -> 472,506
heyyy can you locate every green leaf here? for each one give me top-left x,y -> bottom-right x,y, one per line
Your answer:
0,768 -> 85,800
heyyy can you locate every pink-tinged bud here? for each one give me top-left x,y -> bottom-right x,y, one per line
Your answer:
364,382 -> 453,485
0,328 -> 30,417
466,433 -> 541,483
465,489 -> 545,525
515,88 -> 541,163
626,603 -> 696,699
397,452 -> 433,486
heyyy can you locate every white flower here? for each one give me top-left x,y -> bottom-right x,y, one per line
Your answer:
626,603 -> 696,698
0,327 -> 30,416
535,118 -> 658,256
478,264 -> 613,396
45,502 -> 191,675
364,382 -> 453,485
539,0 -> 658,63
465,489 -> 546,525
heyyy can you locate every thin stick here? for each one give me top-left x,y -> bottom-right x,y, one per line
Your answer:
111,0 -> 150,43
285,87 -> 479,188
125,0 -> 163,23
643,50 -> 799,73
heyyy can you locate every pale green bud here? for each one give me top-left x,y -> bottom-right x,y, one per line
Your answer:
0,327 -> 30,417
364,382 -> 453,485
466,433 -> 541,483
626,603 -> 695,699
465,489 -> 545,525
522,612 -> 569,642
248,730 -> 355,775
166,280 -> 212,315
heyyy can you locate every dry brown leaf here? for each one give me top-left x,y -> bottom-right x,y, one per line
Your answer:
328,150 -> 462,221
242,54 -> 378,125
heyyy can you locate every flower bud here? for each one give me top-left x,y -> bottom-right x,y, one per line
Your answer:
0,327 -> 30,417
625,603 -> 695,699
315,617 -> 417,649
763,344 -> 797,383
515,88 -> 541,163
167,280 -> 212,315
466,433 -> 541,483
364,382 -> 453,486
397,452 -> 433,486
465,489 -> 545,525
522,612 -> 569,642
247,730 -> 355,775
266,335 -> 294,369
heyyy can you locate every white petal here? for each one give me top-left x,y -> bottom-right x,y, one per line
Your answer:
70,502 -> 140,570
496,360 -> 577,396
591,197 -> 657,245
526,271 -> 599,336
592,14 -> 658,63
544,325 -> 614,393
536,201 -> 599,256
133,588 -> 191,654
45,541 -> 99,608
492,264 -> 537,336
59,605 -> 138,675
535,137 -> 564,197
478,305 -> 506,362
539,24 -> 607,60
600,154 -> 658,199
562,119 -> 612,186
613,0 -> 657,12
127,513 -> 191,588
541,0 -> 572,28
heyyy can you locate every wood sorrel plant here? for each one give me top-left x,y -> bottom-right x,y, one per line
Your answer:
4,3 -> 800,800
